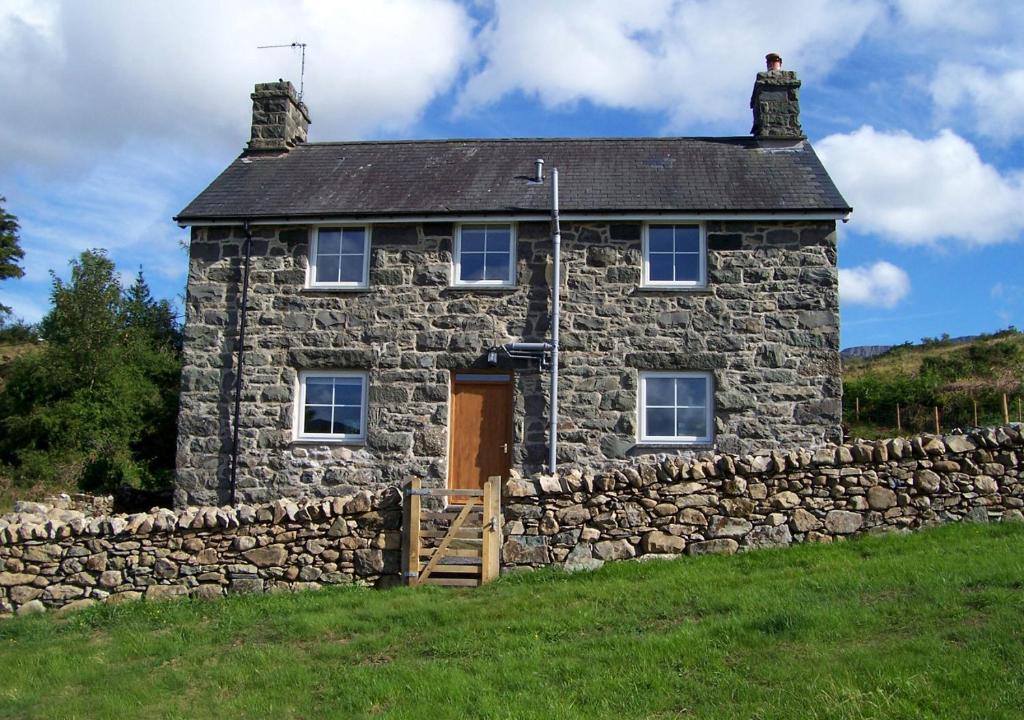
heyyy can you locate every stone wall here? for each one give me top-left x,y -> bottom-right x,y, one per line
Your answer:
5,426 -> 1022,617
0,489 -> 401,617
177,219 -> 840,505
501,426 -> 1023,570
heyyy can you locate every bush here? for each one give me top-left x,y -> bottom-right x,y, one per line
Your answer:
0,251 -> 181,494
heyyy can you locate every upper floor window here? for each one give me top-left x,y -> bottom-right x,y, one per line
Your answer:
295,370 -> 368,442
453,223 -> 516,287
638,371 -> 713,445
308,226 -> 370,289
642,223 -> 706,288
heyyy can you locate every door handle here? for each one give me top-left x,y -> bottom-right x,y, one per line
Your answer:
503,443 -> 509,454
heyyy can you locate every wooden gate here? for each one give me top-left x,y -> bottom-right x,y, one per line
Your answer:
402,477 -> 501,587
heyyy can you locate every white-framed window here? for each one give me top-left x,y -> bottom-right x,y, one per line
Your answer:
642,223 -> 706,288
307,225 -> 371,289
638,371 -> 714,444
294,370 -> 368,442
452,223 -> 516,287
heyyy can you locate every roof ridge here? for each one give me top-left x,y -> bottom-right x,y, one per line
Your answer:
298,136 -> 761,147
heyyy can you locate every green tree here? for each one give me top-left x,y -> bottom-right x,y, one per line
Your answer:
0,196 -> 26,317
0,250 -> 182,494
123,269 -> 182,352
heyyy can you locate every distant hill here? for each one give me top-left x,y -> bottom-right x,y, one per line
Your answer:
843,328 -> 1024,438
840,345 -> 892,360
841,335 -> 984,362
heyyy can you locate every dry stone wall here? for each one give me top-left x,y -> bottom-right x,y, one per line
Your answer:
3,426 -> 1022,617
177,219 -> 840,506
501,425 -> 1024,571
0,489 -> 402,617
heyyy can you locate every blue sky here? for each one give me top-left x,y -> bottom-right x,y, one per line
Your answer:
1,0 -> 1022,349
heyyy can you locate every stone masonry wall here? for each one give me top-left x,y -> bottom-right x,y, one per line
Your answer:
177,219 -> 840,506
0,489 -> 402,617
502,425 -> 1023,570
3,426 -> 1021,617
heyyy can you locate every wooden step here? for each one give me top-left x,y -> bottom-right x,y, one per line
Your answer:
420,576 -> 480,587
422,564 -> 481,575
420,546 -> 482,559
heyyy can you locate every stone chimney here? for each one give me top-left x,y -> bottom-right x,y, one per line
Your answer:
750,53 -> 805,141
246,80 -> 311,154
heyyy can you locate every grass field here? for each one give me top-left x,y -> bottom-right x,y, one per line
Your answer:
1,522 -> 1023,719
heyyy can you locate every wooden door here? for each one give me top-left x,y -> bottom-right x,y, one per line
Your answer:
449,373 -> 513,500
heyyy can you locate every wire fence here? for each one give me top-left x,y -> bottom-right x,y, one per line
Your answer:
844,393 -> 1023,437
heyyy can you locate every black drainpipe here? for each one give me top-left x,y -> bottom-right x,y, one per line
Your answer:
228,221 -> 254,506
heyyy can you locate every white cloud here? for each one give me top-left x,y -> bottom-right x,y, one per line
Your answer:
839,261 -> 910,307
991,282 -> 1021,300
931,63 -> 1024,141
0,0 -> 475,175
457,0 -> 882,128
816,126 -> 1024,246
893,0 -> 1002,35
0,0 -> 475,322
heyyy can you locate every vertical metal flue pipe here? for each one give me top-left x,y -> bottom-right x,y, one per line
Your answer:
549,169 -> 561,474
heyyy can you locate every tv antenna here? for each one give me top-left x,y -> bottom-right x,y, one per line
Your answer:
257,42 -> 307,100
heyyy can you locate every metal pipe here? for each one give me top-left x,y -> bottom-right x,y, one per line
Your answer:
534,158 -> 545,183
228,222 -> 254,506
549,168 -> 561,474
507,342 -> 551,352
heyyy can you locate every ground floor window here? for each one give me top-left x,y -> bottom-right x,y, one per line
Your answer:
295,370 -> 367,442
638,371 -> 713,444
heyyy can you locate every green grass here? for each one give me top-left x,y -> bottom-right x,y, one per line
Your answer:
2,523 -> 1024,719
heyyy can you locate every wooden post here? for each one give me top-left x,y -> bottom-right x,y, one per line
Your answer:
896,403 -> 901,433
481,476 -> 501,584
855,397 -> 860,423
403,478 -> 422,586
1018,397 -> 1022,423
973,399 -> 978,427
1003,393 -> 1010,424
934,406 -> 940,435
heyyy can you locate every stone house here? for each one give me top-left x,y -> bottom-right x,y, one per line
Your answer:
174,56 -> 850,507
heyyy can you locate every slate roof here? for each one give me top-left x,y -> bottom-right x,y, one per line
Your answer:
175,137 -> 850,223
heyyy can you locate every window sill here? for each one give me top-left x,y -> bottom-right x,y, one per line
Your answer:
635,441 -> 715,449
636,284 -> 710,293
444,284 -> 518,292
300,286 -> 372,294
290,438 -> 368,447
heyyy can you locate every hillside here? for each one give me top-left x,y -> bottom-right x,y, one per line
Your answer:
0,340 -> 36,376
0,340 -> 43,511
1,523 -> 1022,719
843,328 -> 1024,437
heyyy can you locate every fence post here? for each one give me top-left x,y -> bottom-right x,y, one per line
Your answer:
934,406 -> 940,435
1003,394 -> 1010,424
482,476 -> 502,583
973,399 -> 978,427
896,403 -> 901,433
403,478 -> 422,586
1018,397 -> 1022,423
855,397 -> 860,423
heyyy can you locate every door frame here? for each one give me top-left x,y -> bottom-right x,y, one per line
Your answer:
447,369 -> 515,500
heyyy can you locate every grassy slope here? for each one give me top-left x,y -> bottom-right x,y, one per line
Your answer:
1,522 -> 1023,719
844,332 -> 1024,384
843,331 -> 1024,438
